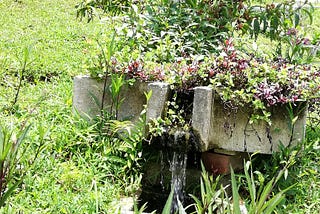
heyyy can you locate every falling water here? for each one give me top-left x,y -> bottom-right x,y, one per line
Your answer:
138,129 -> 198,213
169,151 -> 188,213
159,150 -> 165,192
168,130 -> 189,213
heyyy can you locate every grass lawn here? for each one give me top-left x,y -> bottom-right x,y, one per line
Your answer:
0,0 -> 125,213
0,0 -> 320,213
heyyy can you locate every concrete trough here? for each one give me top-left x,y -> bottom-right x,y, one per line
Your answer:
192,86 -> 307,154
73,75 -> 170,123
73,77 -> 307,154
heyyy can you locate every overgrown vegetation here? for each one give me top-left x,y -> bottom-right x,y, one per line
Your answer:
77,0 -> 320,126
0,0 -> 320,213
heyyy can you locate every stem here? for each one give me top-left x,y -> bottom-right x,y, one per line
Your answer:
0,162 -> 4,198
101,70 -> 109,118
115,91 -> 121,120
96,39 -> 109,121
11,67 -> 24,110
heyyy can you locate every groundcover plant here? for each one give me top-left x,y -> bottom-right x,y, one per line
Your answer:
78,0 -> 320,124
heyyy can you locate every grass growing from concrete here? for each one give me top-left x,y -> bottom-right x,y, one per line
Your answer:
0,0 -> 320,213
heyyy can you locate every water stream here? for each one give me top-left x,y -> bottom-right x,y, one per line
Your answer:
169,151 -> 188,213
167,130 -> 189,213
139,130 -> 199,213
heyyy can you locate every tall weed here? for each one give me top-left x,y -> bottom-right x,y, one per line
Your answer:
0,122 -> 45,207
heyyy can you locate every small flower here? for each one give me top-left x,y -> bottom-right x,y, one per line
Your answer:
209,69 -> 215,77
286,28 -> 298,36
302,38 -> 311,45
111,57 -> 117,66
278,94 -> 288,103
291,95 -> 299,102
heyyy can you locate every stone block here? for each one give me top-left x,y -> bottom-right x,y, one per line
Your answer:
146,82 -> 170,123
192,87 -> 307,154
191,87 -> 214,151
73,76 -> 170,125
73,75 -> 148,122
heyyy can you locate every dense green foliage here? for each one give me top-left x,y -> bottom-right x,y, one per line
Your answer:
77,0 -> 316,62
77,0 -> 320,125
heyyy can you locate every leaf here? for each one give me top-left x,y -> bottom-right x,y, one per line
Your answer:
145,90 -> 153,103
16,124 -> 31,146
162,185 -> 174,214
253,18 -> 260,40
244,161 -> 256,205
263,193 -> 285,214
186,0 -> 197,8
262,184 -> 295,213
270,16 -> 279,40
256,178 -> 274,211
22,46 -> 32,70
291,116 -> 298,125
189,194 -> 202,213
302,8 -> 313,25
294,13 -> 300,27
230,167 -> 241,214
261,16 -> 268,32
0,179 -> 23,207
284,168 -> 288,180
131,4 -> 138,14
178,199 -> 187,214
107,32 -> 116,62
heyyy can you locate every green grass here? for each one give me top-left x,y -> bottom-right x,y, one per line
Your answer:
0,0 -> 320,213
281,127 -> 320,212
263,131 -> 320,213
0,0 -> 107,80
0,0 -> 127,212
0,79 -> 123,213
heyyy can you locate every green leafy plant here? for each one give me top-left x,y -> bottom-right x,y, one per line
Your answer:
1,46 -> 32,114
77,0 -> 315,60
0,123 -> 45,207
283,28 -> 316,64
189,165 -> 229,214
230,156 -> 294,214
78,0 -> 319,124
84,90 -> 152,198
185,158 -> 295,213
162,185 -> 175,214
108,73 -> 125,120
76,0 -> 136,22
12,46 -> 32,107
158,157 -> 292,213
246,1 -> 313,40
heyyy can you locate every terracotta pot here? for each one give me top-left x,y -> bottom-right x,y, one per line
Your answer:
201,151 -> 245,175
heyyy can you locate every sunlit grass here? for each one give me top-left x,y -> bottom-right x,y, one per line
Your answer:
0,0 -> 106,79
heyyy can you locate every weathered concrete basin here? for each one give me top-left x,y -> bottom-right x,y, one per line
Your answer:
192,86 -> 307,154
73,77 -> 307,154
73,75 -> 149,121
73,75 -> 170,122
